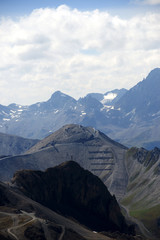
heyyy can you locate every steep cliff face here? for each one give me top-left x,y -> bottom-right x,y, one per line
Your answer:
12,161 -> 132,234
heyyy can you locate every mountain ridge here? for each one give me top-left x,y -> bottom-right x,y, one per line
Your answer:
0,68 -> 159,149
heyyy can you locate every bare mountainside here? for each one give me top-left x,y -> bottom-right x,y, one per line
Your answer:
0,124 -> 128,199
0,132 -> 38,156
121,147 -> 160,238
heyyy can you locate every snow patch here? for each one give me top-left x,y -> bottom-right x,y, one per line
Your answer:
81,111 -> 86,115
80,111 -> 86,117
101,105 -> 114,112
54,110 -> 59,114
101,92 -> 117,104
152,111 -> 160,117
125,108 -> 136,116
2,111 -> 8,115
3,118 -> 10,121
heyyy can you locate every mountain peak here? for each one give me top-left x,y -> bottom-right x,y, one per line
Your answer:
115,68 -> 160,117
148,67 -> 160,76
27,124 -> 126,154
47,91 -> 76,109
49,91 -> 74,101
144,67 -> 160,84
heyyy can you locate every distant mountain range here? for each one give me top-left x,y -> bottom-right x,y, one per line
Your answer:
0,68 -> 160,149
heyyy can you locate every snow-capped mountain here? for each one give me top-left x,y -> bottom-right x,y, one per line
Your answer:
87,88 -> 127,106
0,68 -> 159,149
0,90 -> 118,139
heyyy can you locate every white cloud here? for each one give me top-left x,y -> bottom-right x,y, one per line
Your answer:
132,0 -> 160,5
144,0 -> 160,4
0,5 -> 160,105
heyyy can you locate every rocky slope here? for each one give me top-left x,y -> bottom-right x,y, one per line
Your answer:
12,161 -> 132,234
115,68 -> 160,120
121,147 -> 160,238
112,68 -> 160,149
0,132 -> 38,156
0,124 -> 128,199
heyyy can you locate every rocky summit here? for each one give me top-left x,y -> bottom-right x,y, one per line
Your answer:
12,161 -> 133,234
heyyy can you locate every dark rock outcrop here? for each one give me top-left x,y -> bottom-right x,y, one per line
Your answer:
12,161 -> 132,234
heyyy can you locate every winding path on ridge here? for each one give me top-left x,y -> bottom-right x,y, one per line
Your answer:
0,210 -> 41,240
0,210 -> 68,240
0,184 -> 113,240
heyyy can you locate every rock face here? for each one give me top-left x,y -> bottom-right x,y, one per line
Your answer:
0,124 -> 128,199
12,161 -> 131,234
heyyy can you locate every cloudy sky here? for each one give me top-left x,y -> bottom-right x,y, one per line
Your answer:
0,0 -> 160,105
